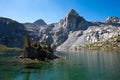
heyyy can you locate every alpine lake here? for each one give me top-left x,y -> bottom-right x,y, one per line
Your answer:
0,50 -> 120,80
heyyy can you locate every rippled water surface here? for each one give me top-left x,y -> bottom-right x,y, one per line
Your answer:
0,50 -> 120,80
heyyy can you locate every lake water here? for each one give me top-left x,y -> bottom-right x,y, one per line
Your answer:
0,50 -> 120,80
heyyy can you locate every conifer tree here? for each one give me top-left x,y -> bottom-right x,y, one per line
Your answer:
24,35 -> 31,48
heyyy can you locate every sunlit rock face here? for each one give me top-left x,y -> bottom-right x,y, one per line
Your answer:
62,9 -> 88,31
105,16 -> 120,24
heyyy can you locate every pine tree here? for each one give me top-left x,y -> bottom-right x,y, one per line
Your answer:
24,34 -> 31,48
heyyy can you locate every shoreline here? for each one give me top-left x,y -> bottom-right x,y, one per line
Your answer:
0,45 -> 23,51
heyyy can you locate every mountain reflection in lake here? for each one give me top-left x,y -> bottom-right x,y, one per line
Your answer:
0,50 -> 120,80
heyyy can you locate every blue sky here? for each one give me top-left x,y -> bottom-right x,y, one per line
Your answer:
0,0 -> 120,24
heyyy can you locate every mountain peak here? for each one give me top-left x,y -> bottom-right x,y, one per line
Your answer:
66,9 -> 79,17
34,19 -> 47,26
62,9 -> 87,31
105,16 -> 120,24
69,9 -> 77,13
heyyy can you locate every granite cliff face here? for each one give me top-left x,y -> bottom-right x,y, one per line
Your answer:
0,9 -> 120,51
62,9 -> 88,31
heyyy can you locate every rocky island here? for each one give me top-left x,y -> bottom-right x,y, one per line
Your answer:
19,35 -> 57,61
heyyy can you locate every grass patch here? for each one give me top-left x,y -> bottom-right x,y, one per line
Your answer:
79,35 -> 120,51
0,45 -> 23,51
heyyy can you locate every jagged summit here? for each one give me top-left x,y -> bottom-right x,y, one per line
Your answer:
67,9 -> 79,17
105,16 -> 120,24
62,9 -> 87,31
34,19 -> 47,26
65,9 -> 86,21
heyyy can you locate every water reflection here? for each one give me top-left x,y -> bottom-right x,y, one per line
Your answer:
0,51 -> 120,80
55,50 -> 120,80
23,69 -> 30,80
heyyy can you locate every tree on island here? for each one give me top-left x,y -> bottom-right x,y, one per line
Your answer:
24,34 -> 31,48
19,35 -> 57,61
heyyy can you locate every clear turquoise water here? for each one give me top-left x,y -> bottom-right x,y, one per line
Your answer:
0,50 -> 120,80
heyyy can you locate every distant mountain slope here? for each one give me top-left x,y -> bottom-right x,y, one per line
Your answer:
105,16 -> 120,24
0,17 -> 27,48
34,19 -> 47,26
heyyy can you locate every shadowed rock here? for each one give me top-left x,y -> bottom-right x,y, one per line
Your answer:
19,35 -> 57,61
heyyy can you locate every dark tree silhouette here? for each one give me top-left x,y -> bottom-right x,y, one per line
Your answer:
24,34 -> 31,48
19,35 -> 57,61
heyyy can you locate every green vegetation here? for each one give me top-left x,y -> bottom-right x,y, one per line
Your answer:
19,35 -> 57,61
24,34 -> 31,48
81,35 -> 120,50
0,45 -> 22,51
